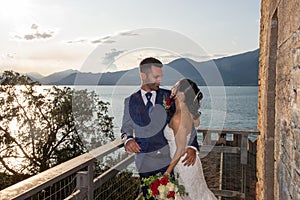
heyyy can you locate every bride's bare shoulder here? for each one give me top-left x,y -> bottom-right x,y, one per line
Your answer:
169,112 -> 193,134
169,113 -> 181,129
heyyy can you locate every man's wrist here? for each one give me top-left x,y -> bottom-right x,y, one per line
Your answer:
124,138 -> 134,147
187,146 -> 198,154
121,133 -> 134,147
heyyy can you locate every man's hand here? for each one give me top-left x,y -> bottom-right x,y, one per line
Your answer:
125,140 -> 141,153
182,148 -> 197,166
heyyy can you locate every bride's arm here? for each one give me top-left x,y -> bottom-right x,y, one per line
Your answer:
165,120 -> 190,175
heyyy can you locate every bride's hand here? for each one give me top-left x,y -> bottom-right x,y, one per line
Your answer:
164,172 -> 170,177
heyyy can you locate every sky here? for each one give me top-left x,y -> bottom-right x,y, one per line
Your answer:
0,0 -> 261,76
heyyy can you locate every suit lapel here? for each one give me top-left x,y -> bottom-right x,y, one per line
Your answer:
155,89 -> 163,106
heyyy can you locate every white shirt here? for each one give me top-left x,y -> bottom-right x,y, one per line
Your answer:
141,89 -> 156,106
124,89 -> 197,153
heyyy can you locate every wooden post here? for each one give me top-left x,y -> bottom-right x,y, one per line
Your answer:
203,131 -> 212,145
87,163 -> 94,200
76,163 -> 94,200
76,171 -> 88,196
241,135 -> 248,165
240,135 -> 248,199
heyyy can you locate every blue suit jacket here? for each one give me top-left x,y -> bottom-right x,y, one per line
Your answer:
121,88 -> 199,175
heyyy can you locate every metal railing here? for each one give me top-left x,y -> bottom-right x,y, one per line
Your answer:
197,128 -> 260,200
0,140 -> 136,200
0,129 -> 259,200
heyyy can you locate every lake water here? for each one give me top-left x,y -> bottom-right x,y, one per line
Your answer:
1,85 -> 258,173
71,86 -> 258,139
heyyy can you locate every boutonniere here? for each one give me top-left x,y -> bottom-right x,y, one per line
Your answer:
163,95 -> 172,110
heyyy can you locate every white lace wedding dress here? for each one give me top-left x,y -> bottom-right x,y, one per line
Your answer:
164,125 -> 217,200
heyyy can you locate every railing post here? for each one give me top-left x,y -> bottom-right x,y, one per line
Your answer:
240,135 -> 248,199
203,131 -> 211,145
240,135 -> 248,165
87,163 -> 94,200
76,162 -> 94,200
76,171 -> 88,197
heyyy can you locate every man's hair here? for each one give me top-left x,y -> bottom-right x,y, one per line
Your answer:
139,57 -> 163,73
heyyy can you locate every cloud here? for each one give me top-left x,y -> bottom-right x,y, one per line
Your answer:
90,35 -> 116,44
67,29 -> 138,45
31,24 -> 38,29
102,36 -> 112,40
1,53 -> 15,60
102,48 -> 126,66
119,30 -> 139,37
181,53 -> 227,61
102,40 -> 116,44
67,39 -> 88,44
13,24 -> 55,41
67,35 -> 116,44
90,30 -> 139,44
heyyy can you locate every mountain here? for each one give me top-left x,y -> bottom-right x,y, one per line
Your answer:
214,49 -> 259,85
164,49 -> 259,86
36,49 -> 259,86
26,72 -> 44,81
39,69 -> 79,84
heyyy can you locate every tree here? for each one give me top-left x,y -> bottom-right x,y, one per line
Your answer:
0,71 -> 114,182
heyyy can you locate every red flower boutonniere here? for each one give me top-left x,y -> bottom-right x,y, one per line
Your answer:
163,95 -> 172,110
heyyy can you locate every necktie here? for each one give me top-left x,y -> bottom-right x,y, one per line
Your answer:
145,92 -> 153,110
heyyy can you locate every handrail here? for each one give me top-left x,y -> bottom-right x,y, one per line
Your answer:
0,139 -> 124,200
0,129 -> 260,200
197,128 -> 260,135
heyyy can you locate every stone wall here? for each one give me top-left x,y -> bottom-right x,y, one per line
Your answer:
258,0 -> 300,199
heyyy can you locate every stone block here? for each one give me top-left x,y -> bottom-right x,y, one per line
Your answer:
289,182 -> 299,200
268,0 -> 279,19
278,163 -> 292,200
278,0 -> 291,46
291,69 -> 300,89
292,30 -> 300,51
293,141 -> 300,177
289,1 -> 300,34
291,110 -> 300,130
294,129 -> 300,151
282,153 -> 291,173
291,47 -> 300,68
294,150 -> 300,177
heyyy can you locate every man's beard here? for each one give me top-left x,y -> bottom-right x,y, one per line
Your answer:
147,83 -> 160,91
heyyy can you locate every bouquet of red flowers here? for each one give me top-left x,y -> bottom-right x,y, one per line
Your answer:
141,173 -> 187,200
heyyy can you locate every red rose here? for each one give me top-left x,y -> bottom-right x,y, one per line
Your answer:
150,179 -> 160,190
163,96 -> 172,110
167,191 -> 175,198
166,98 -> 171,107
152,188 -> 159,196
150,182 -> 155,190
160,176 -> 169,185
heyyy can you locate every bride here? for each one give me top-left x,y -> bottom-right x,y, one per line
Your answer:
164,78 -> 217,200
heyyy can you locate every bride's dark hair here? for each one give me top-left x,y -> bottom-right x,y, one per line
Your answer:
176,78 -> 203,119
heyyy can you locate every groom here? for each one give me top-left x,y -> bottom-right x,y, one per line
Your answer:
121,57 -> 199,195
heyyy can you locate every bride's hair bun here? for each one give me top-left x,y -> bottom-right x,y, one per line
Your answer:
177,78 -> 203,119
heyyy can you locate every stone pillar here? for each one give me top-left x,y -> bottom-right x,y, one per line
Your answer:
257,1 -> 277,199
258,0 -> 300,199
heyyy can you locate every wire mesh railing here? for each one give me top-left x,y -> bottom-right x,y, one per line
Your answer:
24,174 -> 77,200
94,170 -> 140,200
198,129 -> 259,200
0,129 -> 259,200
